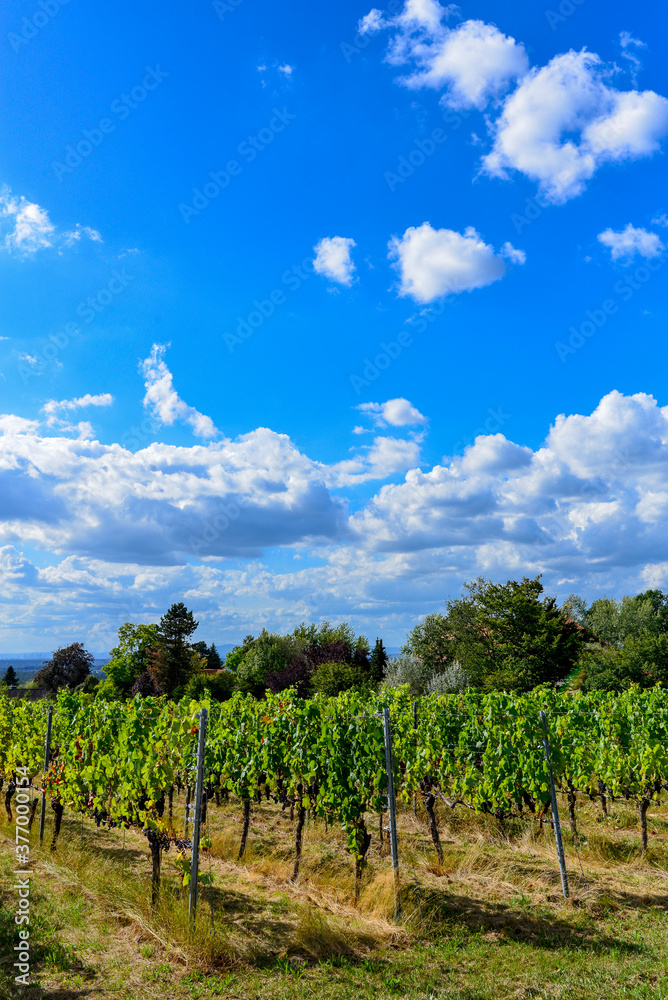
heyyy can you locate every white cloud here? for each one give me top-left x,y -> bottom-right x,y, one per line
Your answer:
1,189 -> 55,253
361,3 -> 527,109
62,224 -> 103,247
6,391 -> 668,647
141,344 -> 219,439
328,435 -> 423,486
313,236 -> 357,286
278,64 -> 293,76
597,223 -> 665,262
357,398 -> 428,428
0,185 -> 102,255
619,31 -> 645,81
388,223 -> 521,302
41,394 -> 114,427
500,241 -> 527,265
484,49 -> 668,204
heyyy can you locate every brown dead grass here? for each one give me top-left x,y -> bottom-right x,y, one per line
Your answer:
2,787 -> 668,997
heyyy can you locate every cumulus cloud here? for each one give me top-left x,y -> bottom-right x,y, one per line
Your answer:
388,223 -> 523,302
0,186 -> 101,255
357,398 -> 428,428
6,391 -> 668,646
313,236 -> 357,286
597,223 -> 665,262
361,2 -> 528,109
484,49 -> 668,204
141,344 -> 219,439
41,394 -> 114,427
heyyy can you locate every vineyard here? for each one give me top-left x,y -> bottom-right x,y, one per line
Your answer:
2,683 -> 668,913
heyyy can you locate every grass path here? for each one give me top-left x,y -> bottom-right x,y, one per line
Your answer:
2,791 -> 668,998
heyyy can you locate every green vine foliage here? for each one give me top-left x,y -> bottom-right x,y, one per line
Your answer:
3,683 -> 668,888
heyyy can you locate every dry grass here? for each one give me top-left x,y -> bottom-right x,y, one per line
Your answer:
2,789 -> 668,998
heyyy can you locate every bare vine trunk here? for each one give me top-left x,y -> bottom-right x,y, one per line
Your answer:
291,786 -> 306,881
353,824 -> 372,905
148,831 -> 161,907
50,801 -> 64,851
567,782 -> 578,839
238,799 -> 251,860
28,798 -> 38,830
5,780 -> 16,821
639,798 -> 650,853
420,783 -> 444,864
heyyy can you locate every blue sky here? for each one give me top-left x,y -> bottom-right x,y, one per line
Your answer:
1,0 -> 668,653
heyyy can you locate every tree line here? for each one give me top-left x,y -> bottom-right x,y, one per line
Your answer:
6,576 -> 668,700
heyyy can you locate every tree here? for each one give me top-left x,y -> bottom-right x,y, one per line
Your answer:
586,591 -> 668,646
369,638 -> 388,684
561,593 -> 589,628
192,641 -> 224,670
33,643 -> 94,693
207,643 -> 223,670
582,633 -> 668,692
402,612 -> 454,671
446,576 -> 582,691
236,630 -> 298,697
1,665 -> 18,687
148,603 -> 199,697
311,661 -> 369,697
408,576 -> 582,692
104,623 -> 160,697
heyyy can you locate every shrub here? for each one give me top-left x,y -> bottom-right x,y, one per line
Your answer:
383,654 -> 435,696
424,661 -> 469,695
310,661 -> 368,697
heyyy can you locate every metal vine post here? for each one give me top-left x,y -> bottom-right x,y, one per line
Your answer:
38,705 -> 53,846
539,710 -> 569,898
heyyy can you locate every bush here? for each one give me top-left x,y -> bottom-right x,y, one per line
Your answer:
310,661 -> 368,697
384,654 -> 436,696
424,661 -> 469,695
181,670 -> 236,702
131,671 -> 161,697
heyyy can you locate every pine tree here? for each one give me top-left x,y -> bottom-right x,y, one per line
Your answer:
1,665 -> 18,687
369,638 -> 388,684
149,603 -> 199,696
207,643 -> 222,670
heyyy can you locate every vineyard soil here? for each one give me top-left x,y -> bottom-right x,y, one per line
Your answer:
2,792 -> 668,999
